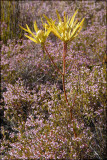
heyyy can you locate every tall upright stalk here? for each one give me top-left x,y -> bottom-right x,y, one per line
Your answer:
44,43 -> 77,138
62,42 -> 77,138
62,42 -> 68,103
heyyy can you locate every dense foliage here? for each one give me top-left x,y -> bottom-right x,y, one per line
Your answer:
1,1 -> 106,159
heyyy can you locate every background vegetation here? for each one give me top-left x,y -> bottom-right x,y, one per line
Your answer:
1,1 -> 106,159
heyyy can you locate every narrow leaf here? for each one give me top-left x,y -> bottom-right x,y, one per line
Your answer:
34,21 -> 38,32
56,10 -> 62,23
25,34 -> 37,43
43,14 -> 52,25
69,9 -> 78,28
19,25 -> 29,33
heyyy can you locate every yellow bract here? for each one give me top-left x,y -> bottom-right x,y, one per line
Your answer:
44,9 -> 85,42
19,21 -> 51,44
19,10 -> 85,43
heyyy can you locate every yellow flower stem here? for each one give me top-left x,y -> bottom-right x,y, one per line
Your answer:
63,42 -> 77,138
44,46 -> 63,76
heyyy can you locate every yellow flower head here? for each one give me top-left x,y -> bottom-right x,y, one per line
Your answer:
19,21 -> 51,44
44,9 -> 85,42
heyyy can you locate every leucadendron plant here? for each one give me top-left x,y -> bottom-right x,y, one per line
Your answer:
19,9 -> 85,138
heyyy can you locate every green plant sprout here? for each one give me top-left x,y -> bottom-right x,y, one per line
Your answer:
19,9 -> 85,138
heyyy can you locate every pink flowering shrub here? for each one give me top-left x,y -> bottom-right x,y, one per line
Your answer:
1,1 -> 106,159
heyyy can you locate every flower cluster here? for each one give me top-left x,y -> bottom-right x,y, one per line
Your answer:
44,9 -> 85,42
19,22 -> 51,44
20,9 -> 85,43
